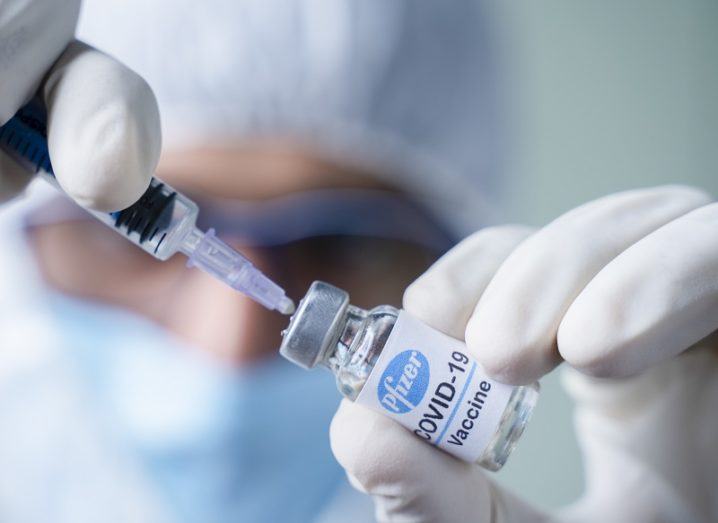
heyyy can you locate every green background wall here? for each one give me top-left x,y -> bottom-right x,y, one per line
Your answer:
491,2 -> 718,511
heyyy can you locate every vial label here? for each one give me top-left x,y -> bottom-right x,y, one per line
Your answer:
355,311 -> 514,462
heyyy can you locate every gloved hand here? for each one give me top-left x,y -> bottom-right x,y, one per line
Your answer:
331,186 -> 718,522
0,0 -> 160,210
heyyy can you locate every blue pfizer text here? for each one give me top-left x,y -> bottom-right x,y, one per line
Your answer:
377,350 -> 430,414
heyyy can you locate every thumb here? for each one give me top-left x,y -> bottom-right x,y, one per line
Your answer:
330,400 -> 549,523
43,41 -> 160,212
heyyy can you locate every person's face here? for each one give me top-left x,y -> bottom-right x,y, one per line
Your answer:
30,140 -> 445,365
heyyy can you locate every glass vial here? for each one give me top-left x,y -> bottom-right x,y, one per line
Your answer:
280,281 -> 539,471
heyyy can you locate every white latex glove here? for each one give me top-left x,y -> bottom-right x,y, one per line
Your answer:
558,344 -> 718,523
0,0 -> 160,211
332,225 -> 549,523
331,345 -> 718,523
331,186 -> 718,522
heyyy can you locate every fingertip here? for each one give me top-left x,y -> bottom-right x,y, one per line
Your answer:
465,300 -> 561,385
465,332 -> 552,385
402,225 -> 534,338
556,259 -> 673,380
558,329 -> 619,379
556,303 -> 621,378
403,276 -> 468,339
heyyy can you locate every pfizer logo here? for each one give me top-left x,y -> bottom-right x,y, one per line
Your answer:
377,350 -> 430,414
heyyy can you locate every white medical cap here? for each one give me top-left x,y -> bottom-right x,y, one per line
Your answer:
78,0 -> 501,234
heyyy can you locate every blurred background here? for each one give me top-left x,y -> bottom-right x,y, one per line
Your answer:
1,1 -> 717,520
492,0 -> 718,510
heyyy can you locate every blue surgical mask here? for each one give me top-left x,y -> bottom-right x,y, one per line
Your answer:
42,290 -> 345,523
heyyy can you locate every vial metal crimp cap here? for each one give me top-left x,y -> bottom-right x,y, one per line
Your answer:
280,281 -> 349,369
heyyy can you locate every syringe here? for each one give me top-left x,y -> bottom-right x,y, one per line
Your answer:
0,99 -> 295,315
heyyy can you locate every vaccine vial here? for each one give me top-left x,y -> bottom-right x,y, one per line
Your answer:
280,281 -> 539,471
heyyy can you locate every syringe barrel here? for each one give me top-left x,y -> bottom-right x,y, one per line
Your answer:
91,178 -> 198,260
0,99 -> 197,260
